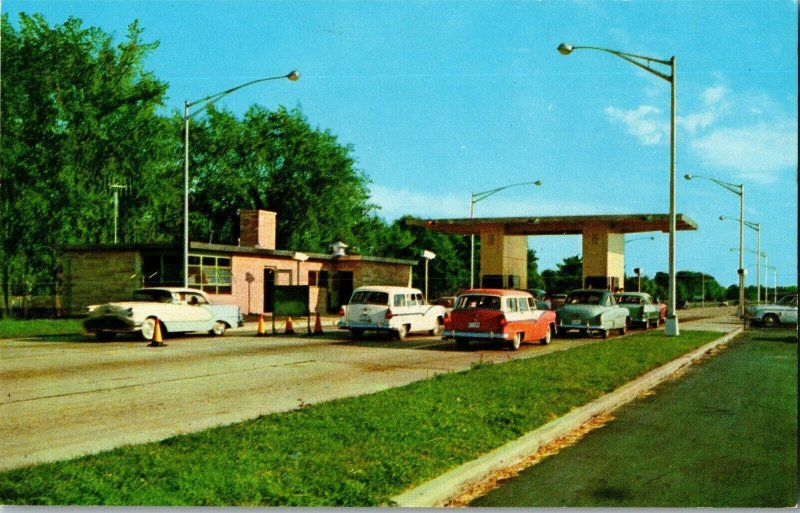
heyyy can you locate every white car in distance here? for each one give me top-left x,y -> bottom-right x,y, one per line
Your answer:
338,286 -> 446,340
84,287 -> 244,340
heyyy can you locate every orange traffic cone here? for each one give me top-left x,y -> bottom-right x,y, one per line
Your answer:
314,312 -> 323,334
285,316 -> 295,335
256,313 -> 266,336
148,318 -> 165,347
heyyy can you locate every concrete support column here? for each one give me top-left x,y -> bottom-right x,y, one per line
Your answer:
478,227 -> 528,289
582,226 -> 625,290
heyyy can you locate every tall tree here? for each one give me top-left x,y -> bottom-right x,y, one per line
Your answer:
1,13 -> 172,314
187,105 -> 378,253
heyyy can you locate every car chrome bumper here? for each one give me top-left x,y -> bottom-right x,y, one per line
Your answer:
558,322 -> 604,331
338,321 -> 394,331
442,330 -> 511,340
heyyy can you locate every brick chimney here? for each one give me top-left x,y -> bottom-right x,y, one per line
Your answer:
239,210 -> 277,249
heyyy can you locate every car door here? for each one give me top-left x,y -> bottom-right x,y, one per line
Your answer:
784,297 -> 798,323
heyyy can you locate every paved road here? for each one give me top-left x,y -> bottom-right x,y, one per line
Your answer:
0,307 -> 735,471
469,327 -> 798,507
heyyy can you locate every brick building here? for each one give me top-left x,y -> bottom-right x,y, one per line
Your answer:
61,210 -> 415,316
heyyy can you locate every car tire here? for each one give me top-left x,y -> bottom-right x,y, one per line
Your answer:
209,321 -> 227,336
429,318 -> 443,336
455,338 -> 470,349
540,326 -> 552,345
509,332 -> 522,351
762,314 -> 779,328
601,329 -> 609,339
619,323 -> 627,335
350,328 -> 364,339
396,324 -> 409,340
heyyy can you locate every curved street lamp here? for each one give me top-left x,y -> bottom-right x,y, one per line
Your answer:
558,43 -> 679,335
469,180 -> 542,288
684,174 -> 745,316
721,215 -> 762,303
183,71 -> 300,287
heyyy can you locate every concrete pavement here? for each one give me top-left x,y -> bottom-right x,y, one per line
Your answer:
1,307 -> 737,472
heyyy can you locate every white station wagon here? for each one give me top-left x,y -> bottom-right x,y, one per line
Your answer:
84,287 -> 244,340
338,286 -> 446,340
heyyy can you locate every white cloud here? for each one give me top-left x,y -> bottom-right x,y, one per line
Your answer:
680,112 -> 716,135
691,122 -> 798,183
604,105 -> 667,145
702,85 -> 728,106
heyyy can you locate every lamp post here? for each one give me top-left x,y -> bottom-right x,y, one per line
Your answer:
469,180 -> 542,288
685,174 -> 745,316
722,216 -> 761,303
624,236 -> 654,292
421,250 -> 437,301
183,70 -> 300,287
558,43 -> 679,336
766,265 -> 778,302
730,247 -> 767,304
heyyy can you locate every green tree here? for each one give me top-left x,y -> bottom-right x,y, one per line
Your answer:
540,255 -> 583,293
1,13 -> 172,315
187,105 -> 377,253
527,249 -> 544,289
378,216 -> 470,299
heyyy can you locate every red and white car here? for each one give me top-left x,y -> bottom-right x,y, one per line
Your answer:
443,289 -> 557,350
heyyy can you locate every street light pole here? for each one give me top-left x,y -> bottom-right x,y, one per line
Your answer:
722,216 -> 761,303
685,174 -> 745,316
183,71 -> 300,287
469,180 -> 542,289
558,43 -> 679,335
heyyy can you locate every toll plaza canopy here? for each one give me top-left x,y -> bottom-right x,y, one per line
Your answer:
409,213 -> 698,291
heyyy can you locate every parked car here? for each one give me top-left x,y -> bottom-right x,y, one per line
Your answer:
338,286 -> 446,340
614,292 -> 660,329
84,287 -> 244,340
677,298 -> 692,310
746,295 -> 798,328
556,289 -> 630,338
442,289 -> 557,350
549,293 -> 568,310
525,289 -> 552,310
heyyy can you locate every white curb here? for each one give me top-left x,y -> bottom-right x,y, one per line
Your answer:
391,328 -> 743,507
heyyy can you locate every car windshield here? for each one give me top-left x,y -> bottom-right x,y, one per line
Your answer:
131,289 -> 174,303
616,294 -> 643,304
349,290 -> 389,305
565,291 -> 604,305
776,295 -> 798,307
455,295 -> 502,310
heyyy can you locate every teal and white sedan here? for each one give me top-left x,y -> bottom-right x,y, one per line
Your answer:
614,292 -> 661,329
556,289 -> 630,338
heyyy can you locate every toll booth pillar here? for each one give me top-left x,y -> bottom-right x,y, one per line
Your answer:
479,226 -> 528,289
582,225 -> 625,291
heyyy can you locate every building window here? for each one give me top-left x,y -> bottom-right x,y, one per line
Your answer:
308,270 -> 319,286
142,253 -> 182,286
188,254 -> 232,294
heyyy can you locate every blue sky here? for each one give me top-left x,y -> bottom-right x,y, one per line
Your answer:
6,0 -> 798,288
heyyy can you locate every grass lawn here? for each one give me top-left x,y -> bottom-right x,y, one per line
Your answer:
0,330 -> 722,506
471,328 -> 798,508
0,318 -> 84,339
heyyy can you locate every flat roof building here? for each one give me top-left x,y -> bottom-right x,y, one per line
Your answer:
61,210 -> 416,316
